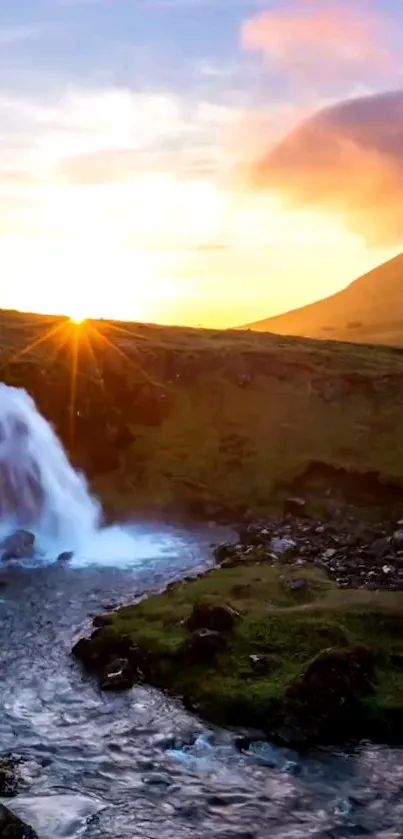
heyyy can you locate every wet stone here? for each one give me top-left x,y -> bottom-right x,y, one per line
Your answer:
0,804 -> 38,838
0,757 -> 19,797
57,551 -> 74,562
99,657 -> 135,691
286,578 -> 308,592
1,530 -> 35,561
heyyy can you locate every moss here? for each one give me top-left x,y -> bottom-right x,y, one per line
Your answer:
77,563 -> 403,746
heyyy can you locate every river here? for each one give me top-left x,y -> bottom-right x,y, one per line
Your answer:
0,521 -> 402,839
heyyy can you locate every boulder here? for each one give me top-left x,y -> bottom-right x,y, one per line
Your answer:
284,497 -> 307,517
294,644 -> 375,702
274,645 -> 376,745
286,578 -> 308,592
249,654 -> 279,675
57,551 -> 74,562
99,657 -> 135,691
1,531 -> 34,561
184,629 -> 226,663
0,757 -> 19,797
213,543 -> 237,563
185,600 -> 240,633
270,536 -> 297,557
368,537 -> 391,558
72,627 -> 141,672
0,804 -> 38,838
238,524 -> 269,546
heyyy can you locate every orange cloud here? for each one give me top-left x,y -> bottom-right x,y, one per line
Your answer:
247,88 -> 403,246
242,0 -> 397,87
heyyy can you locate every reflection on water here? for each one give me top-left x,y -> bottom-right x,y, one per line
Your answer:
1,521 -> 403,839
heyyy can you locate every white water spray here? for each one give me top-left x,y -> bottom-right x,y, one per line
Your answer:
0,383 -> 207,569
0,384 -> 149,564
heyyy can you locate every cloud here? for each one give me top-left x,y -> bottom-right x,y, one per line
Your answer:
0,85 -> 242,249
247,87 -> 403,245
242,0 -> 399,91
0,24 -> 46,47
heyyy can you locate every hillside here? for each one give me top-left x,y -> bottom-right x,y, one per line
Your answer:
244,253 -> 403,345
2,308 -> 403,520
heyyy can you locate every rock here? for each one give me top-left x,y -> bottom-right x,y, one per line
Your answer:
57,551 -> 73,562
143,772 -> 172,786
92,614 -> 114,628
284,497 -> 307,517
393,530 -> 403,547
213,543 -> 238,563
270,537 -> 297,556
99,657 -> 135,691
275,645 -> 376,745
0,757 -> 19,797
72,627 -> 141,672
0,804 -> 38,838
369,537 -> 391,557
249,654 -> 278,675
323,548 -> 337,560
1,530 -> 34,561
238,525 -> 269,546
282,760 -> 302,776
184,629 -> 226,663
185,601 -> 240,632
298,645 -> 375,697
286,578 -> 308,592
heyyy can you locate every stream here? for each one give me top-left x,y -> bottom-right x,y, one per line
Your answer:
1,521 -> 403,839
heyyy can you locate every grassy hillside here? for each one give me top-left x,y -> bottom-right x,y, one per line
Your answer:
2,308 -> 403,518
245,252 -> 403,346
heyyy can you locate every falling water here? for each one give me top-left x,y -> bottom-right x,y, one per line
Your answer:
0,383 -> 142,563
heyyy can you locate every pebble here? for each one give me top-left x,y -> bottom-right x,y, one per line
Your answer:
215,514 -> 403,591
142,772 -> 172,786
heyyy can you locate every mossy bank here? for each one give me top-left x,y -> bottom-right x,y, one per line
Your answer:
73,561 -> 403,748
4,309 -> 403,519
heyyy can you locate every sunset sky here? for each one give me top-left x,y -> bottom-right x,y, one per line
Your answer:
0,0 -> 402,327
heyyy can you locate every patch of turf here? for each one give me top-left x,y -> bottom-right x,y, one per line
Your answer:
86,563 -> 403,744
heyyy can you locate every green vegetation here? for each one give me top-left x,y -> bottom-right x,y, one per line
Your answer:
79,562 -> 403,745
2,308 -> 403,517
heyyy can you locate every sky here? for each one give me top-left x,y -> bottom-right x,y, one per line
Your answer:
0,0 -> 402,327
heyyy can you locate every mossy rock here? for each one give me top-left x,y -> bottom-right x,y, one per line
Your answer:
73,562 -> 403,747
0,757 -> 21,798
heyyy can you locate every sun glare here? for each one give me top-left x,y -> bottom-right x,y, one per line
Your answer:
69,312 -> 87,325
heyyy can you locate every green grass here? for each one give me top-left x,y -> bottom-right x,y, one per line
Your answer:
2,308 -> 403,517
87,562 -> 403,743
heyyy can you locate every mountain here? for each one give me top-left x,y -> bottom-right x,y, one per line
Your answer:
243,253 -> 403,346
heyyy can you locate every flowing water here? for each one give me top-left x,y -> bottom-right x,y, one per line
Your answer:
0,385 -> 403,839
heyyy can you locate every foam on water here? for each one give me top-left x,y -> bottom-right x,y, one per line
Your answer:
0,383 -> 168,567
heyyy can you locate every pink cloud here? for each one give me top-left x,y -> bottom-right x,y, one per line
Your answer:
242,0 -> 397,87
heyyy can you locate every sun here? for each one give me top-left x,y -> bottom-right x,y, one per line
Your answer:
68,307 -> 88,325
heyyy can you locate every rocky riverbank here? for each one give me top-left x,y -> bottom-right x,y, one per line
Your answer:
72,511 -> 403,749
214,508 -> 403,590
0,757 -> 38,838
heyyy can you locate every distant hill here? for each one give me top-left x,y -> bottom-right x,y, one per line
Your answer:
243,253 -> 403,345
